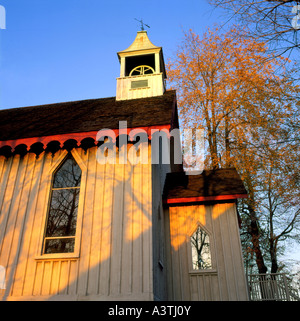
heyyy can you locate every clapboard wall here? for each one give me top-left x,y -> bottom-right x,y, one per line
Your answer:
0,146 -> 155,300
164,203 -> 249,301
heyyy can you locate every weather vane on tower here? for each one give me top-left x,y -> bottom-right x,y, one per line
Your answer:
135,18 -> 150,31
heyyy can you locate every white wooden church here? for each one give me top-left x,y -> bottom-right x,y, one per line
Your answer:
0,31 -> 249,301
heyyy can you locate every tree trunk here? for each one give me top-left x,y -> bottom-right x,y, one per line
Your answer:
225,116 -> 231,167
244,172 -> 268,274
250,217 -> 268,274
270,239 -> 279,274
247,192 -> 268,274
208,130 -> 219,169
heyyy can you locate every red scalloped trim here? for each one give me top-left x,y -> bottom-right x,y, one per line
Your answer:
0,124 -> 171,152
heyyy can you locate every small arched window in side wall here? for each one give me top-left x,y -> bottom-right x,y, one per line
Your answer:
191,226 -> 212,270
43,154 -> 82,254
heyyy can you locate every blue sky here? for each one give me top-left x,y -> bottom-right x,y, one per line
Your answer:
0,0 -> 223,110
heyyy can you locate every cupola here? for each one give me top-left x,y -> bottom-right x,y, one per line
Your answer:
116,31 -> 167,101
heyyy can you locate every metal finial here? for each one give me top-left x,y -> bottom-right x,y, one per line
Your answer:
134,18 -> 150,31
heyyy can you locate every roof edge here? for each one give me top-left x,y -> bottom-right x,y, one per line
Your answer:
164,194 -> 248,206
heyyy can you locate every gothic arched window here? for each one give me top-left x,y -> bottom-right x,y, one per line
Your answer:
43,154 -> 82,254
191,226 -> 212,270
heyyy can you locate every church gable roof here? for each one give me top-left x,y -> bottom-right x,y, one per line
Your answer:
0,90 -> 177,142
163,168 -> 248,205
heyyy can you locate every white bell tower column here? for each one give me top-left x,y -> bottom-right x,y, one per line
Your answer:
116,31 -> 167,101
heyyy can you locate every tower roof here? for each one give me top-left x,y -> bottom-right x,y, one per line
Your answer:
118,31 -> 161,56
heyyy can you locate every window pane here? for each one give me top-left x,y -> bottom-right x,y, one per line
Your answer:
46,188 -> 79,237
53,156 -> 81,188
191,226 -> 212,270
44,238 -> 75,254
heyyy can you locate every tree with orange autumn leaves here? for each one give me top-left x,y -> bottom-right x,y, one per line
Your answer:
167,26 -> 300,274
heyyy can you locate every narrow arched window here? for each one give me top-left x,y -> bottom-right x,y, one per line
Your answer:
191,226 -> 212,270
43,154 -> 81,254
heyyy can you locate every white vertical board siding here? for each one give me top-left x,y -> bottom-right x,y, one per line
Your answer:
116,74 -> 165,101
0,146 -> 153,301
165,203 -> 249,301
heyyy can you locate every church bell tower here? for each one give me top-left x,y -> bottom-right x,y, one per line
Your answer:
116,31 -> 167,101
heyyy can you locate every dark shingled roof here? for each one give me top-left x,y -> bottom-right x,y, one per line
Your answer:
0,90 -> 178,141
163,168 -> 248,202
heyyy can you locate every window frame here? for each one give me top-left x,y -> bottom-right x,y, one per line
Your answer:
35,149 -> 87,260
187,222 -> 216,273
